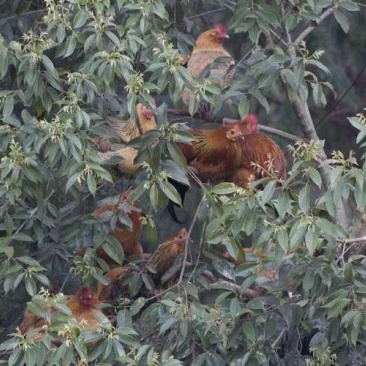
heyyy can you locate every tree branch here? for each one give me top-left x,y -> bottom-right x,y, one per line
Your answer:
337,235 -> 366,245
258,124 -> 302,142
280,70 -> 349,229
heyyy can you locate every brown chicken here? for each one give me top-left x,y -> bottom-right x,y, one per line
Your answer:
19,286 -> 103,339
167,122 -> 287,221
96,103 -> 157,174
149,228 -> 188,282
223,114 -> 259,134
179,123 -> 287,185
96,266 -> 129,301
182,24 -> 235,106
95,228 -> 189,302
92,188 -> 143,263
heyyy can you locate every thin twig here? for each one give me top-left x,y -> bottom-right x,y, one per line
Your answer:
177,198 -> 205,284
271,328 -> 287,349
314,60 -> 366,130
188,8 -> 227,20
269,28 -> 287,47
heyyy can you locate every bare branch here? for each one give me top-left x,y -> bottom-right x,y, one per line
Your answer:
280,70 -> 349,230
337,236 -> 366,245
258,124 -> 302,142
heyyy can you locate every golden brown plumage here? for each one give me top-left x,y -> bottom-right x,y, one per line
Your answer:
19,286 -> 103,339
96,103 -> 157,174
109,103 -> 157,143
182,24 -> 235,105
149,228 -> 188,282
178,123 -> 287,187
96,266 -> 129,301
223,114 -> 259,134
167,122 -> 287,221
95,229 -> 189,301
92,188 -> 143,262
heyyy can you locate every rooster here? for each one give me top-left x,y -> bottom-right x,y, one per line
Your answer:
182,24 -> 235,113
18,286 -> 103,340
167,122 -> 287,221
96,103 -> 156,175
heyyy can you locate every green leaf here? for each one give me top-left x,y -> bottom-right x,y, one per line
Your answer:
63,36 -> 76,58
211,183 -> 237,195
73,8 -> 89,28
304,227 -> 318,255
298,185 -> 310,213
260,180 -> 277,204
158,180 -> 181,205
149,183 -> 159,210
3,96 -> 14,118
308,167 -> 322,188
340,1 -> 359,11
11,232 -> 34,242
41,55 -> 55,74
86,173 -> 96,196
130,297 -> 147,316
100,238 -> 124,265
277,229 -> 289,253
25,276 -> 37,296
344,263 -> 354,283
334,9 -> 349,33
238,97 -> 250,119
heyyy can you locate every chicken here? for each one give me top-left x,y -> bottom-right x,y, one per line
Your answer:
96,103 -> 157,174
94,229 -> 189,302
96,266 -> 129,301
149,228 -> 188,283
167,123 -> 287,221
64,285 -> 102,330
92,188 -> 143,263
223,114 -> 259,134
182,24 -> 235,108
18,286 -> 103,339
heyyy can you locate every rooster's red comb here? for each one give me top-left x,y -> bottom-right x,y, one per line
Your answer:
215,24 -> 227,35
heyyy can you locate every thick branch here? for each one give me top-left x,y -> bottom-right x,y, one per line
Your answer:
280,72 -> 348,230
258,124 -> 302,142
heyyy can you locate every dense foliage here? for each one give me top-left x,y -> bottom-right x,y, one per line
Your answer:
0,0 -> 366,365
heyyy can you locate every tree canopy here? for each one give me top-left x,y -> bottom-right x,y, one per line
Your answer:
0,0 -> 366,365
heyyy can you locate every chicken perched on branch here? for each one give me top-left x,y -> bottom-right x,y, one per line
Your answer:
168,120 -> 287,221
182,24 -> 235,111
19,286 -> 104,339
149,228 -> 188,283
223,114 -> 259,134
95,229 -> 189,302
96,103 -> 157,175
92,188 -> 143,262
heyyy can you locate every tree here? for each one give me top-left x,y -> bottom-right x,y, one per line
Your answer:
0,0 -> 366,365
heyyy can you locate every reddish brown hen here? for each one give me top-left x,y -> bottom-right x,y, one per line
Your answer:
19,286 -> 103,340
182,24 -> 235,107
167,121 -> 287,221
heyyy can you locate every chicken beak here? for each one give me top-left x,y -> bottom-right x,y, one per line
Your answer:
224,34 -> 230,39
239,134 -> 246,141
